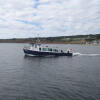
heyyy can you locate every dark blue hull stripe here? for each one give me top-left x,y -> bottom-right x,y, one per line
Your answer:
23,49 -> 73,56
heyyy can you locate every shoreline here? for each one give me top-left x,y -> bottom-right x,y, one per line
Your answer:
0,42 -> 100,46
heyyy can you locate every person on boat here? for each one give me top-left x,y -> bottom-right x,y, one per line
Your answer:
61,50 -> 63,53
67,50 -> 70,53
67,48 -> 72,53
39,48 -> 41,51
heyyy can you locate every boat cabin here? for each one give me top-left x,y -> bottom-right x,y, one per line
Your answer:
24,43 -> 64,53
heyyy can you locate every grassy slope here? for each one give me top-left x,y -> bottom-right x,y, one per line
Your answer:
0,34 -> 100,44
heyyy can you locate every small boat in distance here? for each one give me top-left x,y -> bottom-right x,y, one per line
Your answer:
23,43 -> 73,57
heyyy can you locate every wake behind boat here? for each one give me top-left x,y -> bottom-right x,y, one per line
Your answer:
23,43 -> 73,57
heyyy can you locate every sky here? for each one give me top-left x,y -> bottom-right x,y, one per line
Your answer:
0,0 -> 100,38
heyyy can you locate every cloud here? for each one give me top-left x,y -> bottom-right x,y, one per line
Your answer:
0,0 -> 100,38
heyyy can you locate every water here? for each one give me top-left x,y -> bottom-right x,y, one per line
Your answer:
0,43 -> 100,100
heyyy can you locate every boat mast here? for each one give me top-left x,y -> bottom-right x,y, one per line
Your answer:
37,34 -> 40,43
36,34 -> 41,46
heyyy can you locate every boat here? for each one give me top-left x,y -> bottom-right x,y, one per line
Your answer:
23,43 -> 73,57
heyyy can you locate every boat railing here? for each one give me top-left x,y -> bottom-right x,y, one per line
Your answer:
40,47 -> 65,53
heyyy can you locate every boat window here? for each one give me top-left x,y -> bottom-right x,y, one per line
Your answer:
53,49 -> 55,52
50,48 -> 52,51
48,48 -> 52,51
56,49 -> 58,52
42,48 -> 47,51
53,49 -> 58,52
31,44 -> 34,47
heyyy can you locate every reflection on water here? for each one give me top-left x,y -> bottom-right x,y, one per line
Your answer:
0,43 -> 100,100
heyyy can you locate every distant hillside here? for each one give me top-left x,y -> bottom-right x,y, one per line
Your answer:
0,34 -> 100,44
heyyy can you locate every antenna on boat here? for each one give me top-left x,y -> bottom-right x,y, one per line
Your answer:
36,34 -> 40,44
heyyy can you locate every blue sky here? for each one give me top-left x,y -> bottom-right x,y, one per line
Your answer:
0,0 -> 100,38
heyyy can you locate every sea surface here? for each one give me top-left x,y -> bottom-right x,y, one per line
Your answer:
0,43 -> 100,100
